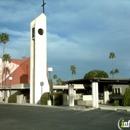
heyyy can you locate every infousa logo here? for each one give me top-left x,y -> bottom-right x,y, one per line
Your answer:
118,118 -> 130,130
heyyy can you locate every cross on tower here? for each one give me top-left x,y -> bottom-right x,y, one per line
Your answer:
41,0 -> 46,13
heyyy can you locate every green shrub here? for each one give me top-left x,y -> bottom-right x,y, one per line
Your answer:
53,92 -> 63,106
113,100 -> 119,106
123,87 -> 130,106
8,91 -> 22,103
8,94 -> 17,103
41,92 -> 49,105
41,92 -> 63,106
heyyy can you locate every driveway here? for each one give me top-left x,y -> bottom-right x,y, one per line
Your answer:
0,104 -> 129,130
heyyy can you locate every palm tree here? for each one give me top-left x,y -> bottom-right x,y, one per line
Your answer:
53,74 -> 57,84
2,67 -> 10,86
110,70 -> 115,78
109,52 -> 116,78
0,33 -> 9,55
114,69 -> 119,78
56,78 -> 62,85
0,33 -> 9,89
2,54 -> 11,88
70,65 -> 76,79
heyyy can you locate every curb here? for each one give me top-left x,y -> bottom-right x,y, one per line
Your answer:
99,107 -> 130,112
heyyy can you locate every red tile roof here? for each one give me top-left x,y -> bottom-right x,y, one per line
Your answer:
0,57 -> 30,87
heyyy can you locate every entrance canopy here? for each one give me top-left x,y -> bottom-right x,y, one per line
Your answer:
65,78 -> 130,85
65,78 -> 130,108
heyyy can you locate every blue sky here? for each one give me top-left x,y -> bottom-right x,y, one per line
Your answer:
0,0 -> 130,80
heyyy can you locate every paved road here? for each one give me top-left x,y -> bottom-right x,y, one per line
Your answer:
0,104 -> 130,130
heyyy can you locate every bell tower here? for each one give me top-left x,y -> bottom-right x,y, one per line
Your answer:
30,0 -> 49,104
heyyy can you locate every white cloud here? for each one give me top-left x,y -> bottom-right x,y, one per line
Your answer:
0,28 -> 29,37
47,33 -> 101,61
0,0 -> 130,79
0,1 -> 40,23
0,28 -> 30,58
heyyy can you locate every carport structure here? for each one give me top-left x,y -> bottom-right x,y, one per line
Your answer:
65,78 -> 130,108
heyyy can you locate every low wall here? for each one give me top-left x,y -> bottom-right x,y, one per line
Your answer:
74,94 -> 83,100
16,94 -> 27,104
83,95 -> 92,101
0,97 -> 3,102
77,100 -> 92,106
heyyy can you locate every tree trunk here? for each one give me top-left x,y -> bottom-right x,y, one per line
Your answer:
2,71 -> 4,88
3,43 -> 5,55
3,62 -> 7,89
112,58 -> 114,78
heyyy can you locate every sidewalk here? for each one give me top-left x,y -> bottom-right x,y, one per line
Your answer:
62,104 -> 130,112
99,104 -> 130,112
